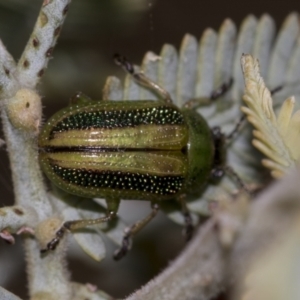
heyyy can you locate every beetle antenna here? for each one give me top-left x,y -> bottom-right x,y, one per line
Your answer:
226,85 -> 283,143
114,54 -> 172,103
224,165 -> 251,195
226,115 -> 246,142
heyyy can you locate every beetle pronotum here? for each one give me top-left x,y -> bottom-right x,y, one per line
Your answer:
38,55 -> 246,259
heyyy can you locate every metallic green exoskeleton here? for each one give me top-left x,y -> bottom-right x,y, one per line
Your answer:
38,55 -> 229,259
39,100 -> 214,201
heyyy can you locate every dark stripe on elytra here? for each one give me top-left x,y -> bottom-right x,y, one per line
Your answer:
51,164 -> 184,196
50,106 -> 185,138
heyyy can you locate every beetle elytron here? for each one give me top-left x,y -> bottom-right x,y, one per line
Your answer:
38,55 -> 243,259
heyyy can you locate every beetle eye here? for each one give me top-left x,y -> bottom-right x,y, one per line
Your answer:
211,168 -> 224,180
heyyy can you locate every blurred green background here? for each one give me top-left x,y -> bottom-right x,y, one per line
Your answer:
0,0 -> 299,299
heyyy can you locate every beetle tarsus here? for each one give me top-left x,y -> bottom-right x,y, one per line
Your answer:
210,78 -> 233,100
224,165 -> 251,196
270,85 -> 283,95
114,53 -> 173,103
113,235 -> 132,261
178,196 -> 194,241
114,54 -> 134,75
40,226 -> 66,253
182,212 -> 194,241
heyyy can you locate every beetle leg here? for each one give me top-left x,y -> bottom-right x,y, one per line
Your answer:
183,97 -> 211,109
40,225 -> 66,253
210,126 -> 251,195
41,212 -> 117,253
223,165 -> 252,195
225,115 -> 246,143
270,85 -> 283,95
63,210 -> 117,231
63,198 -> 120,231
41,199 -> 120,253
210,164 -> 251,195
177,194 -> 194,241
113,203 -> 159,260
114,54 -> 173,104
183,78 -> 233,109
210,78 -> 233,100
187,78 -> 233,108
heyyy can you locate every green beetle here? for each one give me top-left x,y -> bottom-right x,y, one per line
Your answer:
38,55 -> 240,259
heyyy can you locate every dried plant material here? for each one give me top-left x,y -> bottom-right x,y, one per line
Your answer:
231,169 -> 300,300
213,193 -> 249,249
0,5 -> 299,298
241,54 -> 300,178
241,228 -> 300,300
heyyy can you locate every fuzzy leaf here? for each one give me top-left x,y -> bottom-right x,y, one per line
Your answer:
241,54 -> 300,178
71,282 -> 115,300
103,13 -> 300,218
63,205 -> 106,262
0,287 -> 22,300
